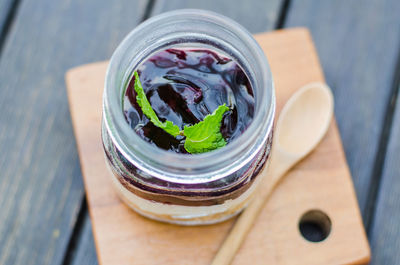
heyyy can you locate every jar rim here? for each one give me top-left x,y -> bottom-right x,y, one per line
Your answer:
103,9 -> 275,183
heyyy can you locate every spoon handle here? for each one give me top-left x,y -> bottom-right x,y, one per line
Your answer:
210,160 -> 288,265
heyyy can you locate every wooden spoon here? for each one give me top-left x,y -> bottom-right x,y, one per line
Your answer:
211,82 -> 334,265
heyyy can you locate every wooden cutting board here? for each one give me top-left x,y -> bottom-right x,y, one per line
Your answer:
66,28 -> 370,265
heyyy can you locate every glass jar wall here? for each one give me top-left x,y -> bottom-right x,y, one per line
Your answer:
102,9 -> 275,225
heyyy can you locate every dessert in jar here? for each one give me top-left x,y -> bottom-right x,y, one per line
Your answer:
102,9 -> 275,225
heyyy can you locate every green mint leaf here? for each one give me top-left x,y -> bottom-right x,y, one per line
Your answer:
133,71 -> 181,137
183,104 -> 229,154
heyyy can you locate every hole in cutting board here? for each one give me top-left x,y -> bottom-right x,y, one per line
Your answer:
298,209 -> 331,242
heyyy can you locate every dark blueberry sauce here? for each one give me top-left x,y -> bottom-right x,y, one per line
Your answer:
123,47 -> 255,153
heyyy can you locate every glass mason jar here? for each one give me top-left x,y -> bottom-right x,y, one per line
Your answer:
102,9 -> 275,225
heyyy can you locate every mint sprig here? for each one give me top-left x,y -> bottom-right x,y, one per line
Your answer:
183,104 -> 229,154
133,71 -> 181,137
133,71 -> 229,153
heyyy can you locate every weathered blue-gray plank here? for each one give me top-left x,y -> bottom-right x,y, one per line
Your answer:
152,0 -> 285,33
369,85 -> 400,264
0,0 -> 147,264
284,0 -> 400,218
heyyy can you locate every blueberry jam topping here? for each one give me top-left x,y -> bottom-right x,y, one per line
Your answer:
123,48 -> 255,153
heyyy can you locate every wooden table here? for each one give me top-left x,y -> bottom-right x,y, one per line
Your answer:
0,1 -> 399,264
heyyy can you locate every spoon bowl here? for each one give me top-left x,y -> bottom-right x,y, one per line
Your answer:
277,82 -> 334,156
269,82 -> 334,178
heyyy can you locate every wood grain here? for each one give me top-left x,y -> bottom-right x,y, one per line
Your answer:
369,85 -> 400,265
66,28 -> 370,265
283,0 -> 400,219
0,1 -> 147,264
151,0 -> 284,33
